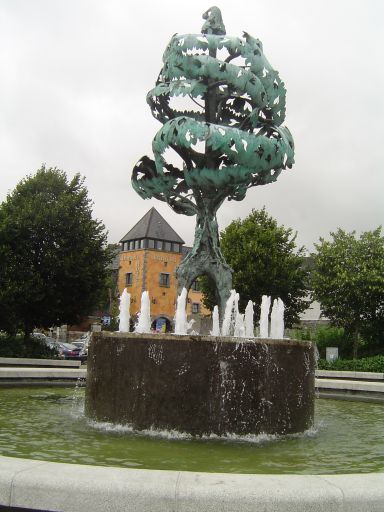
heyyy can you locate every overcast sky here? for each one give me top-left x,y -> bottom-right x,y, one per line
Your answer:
1,0 -> 383,251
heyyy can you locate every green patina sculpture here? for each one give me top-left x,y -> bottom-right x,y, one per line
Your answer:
132,6 -> 294,319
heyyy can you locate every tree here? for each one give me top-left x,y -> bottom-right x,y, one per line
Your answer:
131,7 -> 294,318
312,228 -> 384,358
0,166 -> 113,337
200,208 -> 309,327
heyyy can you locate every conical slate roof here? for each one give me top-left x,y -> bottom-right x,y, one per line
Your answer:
120,207 -> 185,244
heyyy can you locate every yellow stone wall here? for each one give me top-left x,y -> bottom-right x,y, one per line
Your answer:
118,248 -> 210,321
118,250 -> 146,316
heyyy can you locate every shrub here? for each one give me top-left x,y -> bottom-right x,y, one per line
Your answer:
0,335 -> 59,359
288,327 -> 313,341
314,326 -> 352,359
318,355 -> 384,373
289,325 -> 353,357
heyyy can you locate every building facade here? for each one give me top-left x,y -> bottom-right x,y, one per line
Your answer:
118,207 -> 208,331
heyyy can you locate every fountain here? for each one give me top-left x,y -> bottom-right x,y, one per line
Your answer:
210,305 -> 220,336
85,6 -> 314,437
259,294 -> 271,338
1,9 -> 383,512
174,287 -> 195,335
270,298 -> 285,339
134,291 -> 152,333
118,288 -> 130,332
87,287 -> 314,436
244,300 -> 254,337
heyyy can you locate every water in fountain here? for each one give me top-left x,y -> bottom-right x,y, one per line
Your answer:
234,293 -> 246,337
234,313 -> 245,337
174,287 -> 195,335
118,288 -> 131,332
3,386 -> 384,474
278,298 -> 285,338
221,289 -> 237,336
270,298 -> 285,339
174,288 -> 187,334
210,305 -> 220,336
259,295 -> 271,338
270,299 -> 278,339
244,300 -> 254,337
134,291 -> 152,333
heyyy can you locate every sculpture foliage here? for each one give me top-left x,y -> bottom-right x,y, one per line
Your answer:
132,7 -> 294,316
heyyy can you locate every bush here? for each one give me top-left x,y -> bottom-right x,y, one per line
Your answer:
288,327 -> 313,341
289,326 -> 352,358
314,326 -> 353,359
0,335 -> 59,358
318,355 -> 384,373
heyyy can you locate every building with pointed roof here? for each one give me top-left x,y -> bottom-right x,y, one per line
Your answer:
118,208 -> 208,331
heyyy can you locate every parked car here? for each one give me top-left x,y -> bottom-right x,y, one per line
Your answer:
56,342 -> 86,362
71,332 -> 91,359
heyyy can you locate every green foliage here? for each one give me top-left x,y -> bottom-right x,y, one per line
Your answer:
318,355 -> 384,373
0,166 -> 114,336
287,327 -> 313,341
200,208 -> 309,326
0,335 -> 59,359
312,228 -> 384,356
314,326 -> 353,358
95,243 -> 120,314
288,325 -> 380,359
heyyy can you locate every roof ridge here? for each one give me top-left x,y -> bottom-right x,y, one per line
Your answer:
144,207 -> 156,238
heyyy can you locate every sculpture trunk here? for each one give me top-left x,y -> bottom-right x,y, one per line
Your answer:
176,206 -> 232,321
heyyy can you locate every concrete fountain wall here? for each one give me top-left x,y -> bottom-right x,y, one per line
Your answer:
85,332 -> 315,436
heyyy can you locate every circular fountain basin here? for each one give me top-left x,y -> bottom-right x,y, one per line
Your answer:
1,387 -> 384,474
1,386 -> 384,512
85,332 -> 315,436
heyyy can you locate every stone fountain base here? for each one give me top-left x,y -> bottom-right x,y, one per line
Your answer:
85,332 -> 315,436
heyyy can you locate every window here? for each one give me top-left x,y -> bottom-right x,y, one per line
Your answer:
172,243 -> 180,253
148,239 -> 155,249
164,241 -> 171,252
134,240 -> 140,250
140,239 -> 145,249
129,241 -> 134,251
192,302 -> 200,314
191,279 -> 200,291
159,273 -> 170,287
125,272 -> 133,286
156,240 -> 163,250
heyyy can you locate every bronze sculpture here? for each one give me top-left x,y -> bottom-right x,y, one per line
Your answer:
132,6 -> 294,319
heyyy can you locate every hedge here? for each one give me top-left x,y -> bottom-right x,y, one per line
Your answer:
318,355 -> 384,373
0,335 -> 59,359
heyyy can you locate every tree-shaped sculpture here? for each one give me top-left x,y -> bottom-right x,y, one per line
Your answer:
132,6 -> 294,318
